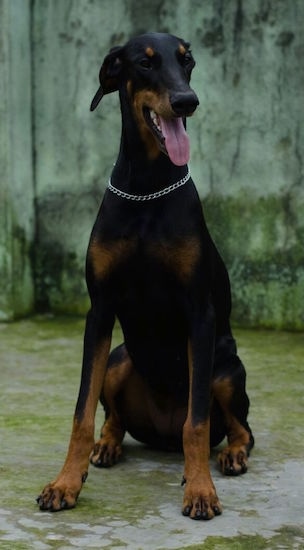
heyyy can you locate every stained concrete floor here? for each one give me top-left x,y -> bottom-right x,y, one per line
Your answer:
0,317 -> 303,549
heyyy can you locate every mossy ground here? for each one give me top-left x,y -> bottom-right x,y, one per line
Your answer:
0,317 -> 303,549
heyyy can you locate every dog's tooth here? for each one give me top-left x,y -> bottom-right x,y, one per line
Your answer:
149,109 -> 161,132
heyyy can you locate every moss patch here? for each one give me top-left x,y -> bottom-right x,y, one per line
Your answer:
174,526 -> 304,549
204,193 -> 304,329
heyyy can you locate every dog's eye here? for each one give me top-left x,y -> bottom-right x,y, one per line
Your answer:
181,51 -> 195,74
139,58 -> 152,69
184,52 -> 194,65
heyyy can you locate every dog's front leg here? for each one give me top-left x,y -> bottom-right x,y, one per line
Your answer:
182,303 -> 222,520
37,308 -> 114,511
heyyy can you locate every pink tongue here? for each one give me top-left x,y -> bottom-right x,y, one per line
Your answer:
159,117 -> 190,166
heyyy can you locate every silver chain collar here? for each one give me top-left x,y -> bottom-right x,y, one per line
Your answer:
107,169 -> 190,201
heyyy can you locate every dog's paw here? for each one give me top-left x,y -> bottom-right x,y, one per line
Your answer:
90,438 -> 122,468
36,472 -> 87,512
217,445 -> 249,476
36,476 -> 85,512
182,478 -> 222,520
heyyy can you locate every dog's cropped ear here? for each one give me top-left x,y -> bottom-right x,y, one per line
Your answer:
90,45 -> 124,111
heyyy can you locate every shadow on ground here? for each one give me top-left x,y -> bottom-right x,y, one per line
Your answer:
0,317 -> 303,549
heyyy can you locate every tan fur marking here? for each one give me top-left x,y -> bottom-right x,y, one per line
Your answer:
145,46 -> 155,57
213,377 -> 251,447
132,89 -> 173,159
45,336 -> 112,509
126,80 -> 133,97
181,341 -> 221,519
179,43 -> 186,55
183,419 -> 211,472
216,377 -> 252,474
212,377 -> 233,402
89,238 -> 136,280
72,337 -> 112,442
86,338 -> 112,419
149,237 -> 200,284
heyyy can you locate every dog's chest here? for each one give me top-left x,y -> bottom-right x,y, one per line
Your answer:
89,233 -> 201,288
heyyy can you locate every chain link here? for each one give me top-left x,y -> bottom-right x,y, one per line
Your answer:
107,169 -> 190,201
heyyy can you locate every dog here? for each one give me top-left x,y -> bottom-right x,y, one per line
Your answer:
37,32 -> 254,520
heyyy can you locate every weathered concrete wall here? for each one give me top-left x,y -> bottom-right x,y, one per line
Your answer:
193,1 -> 304,329
1,0 -> 303,328
32,0 -> 131,313
0,0 -> 34,320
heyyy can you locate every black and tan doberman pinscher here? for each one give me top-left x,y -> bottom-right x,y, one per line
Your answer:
37,32 -> 254,520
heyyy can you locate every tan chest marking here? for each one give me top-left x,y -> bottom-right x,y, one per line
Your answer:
89,238 -> 136,280
149,237 -> 201,284
90,236 -> 200,284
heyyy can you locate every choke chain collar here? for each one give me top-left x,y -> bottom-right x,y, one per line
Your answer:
107,169 -> 190,201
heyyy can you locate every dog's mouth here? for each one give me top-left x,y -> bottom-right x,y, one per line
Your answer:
144,108 -> 190,166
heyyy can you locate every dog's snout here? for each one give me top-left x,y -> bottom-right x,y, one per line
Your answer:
170,91 -> 199,116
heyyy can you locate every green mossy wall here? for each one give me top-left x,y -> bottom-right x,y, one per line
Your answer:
204,194 -> 304,329
0,0 -> 34,320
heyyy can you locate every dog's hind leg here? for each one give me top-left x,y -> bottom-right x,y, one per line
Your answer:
90,344 -> 131,468
213,345 -> 254,476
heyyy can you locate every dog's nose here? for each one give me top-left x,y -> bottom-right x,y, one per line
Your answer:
170,91 -> 199,116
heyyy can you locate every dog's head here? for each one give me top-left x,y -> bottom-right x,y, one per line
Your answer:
90,32 -> 199,165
